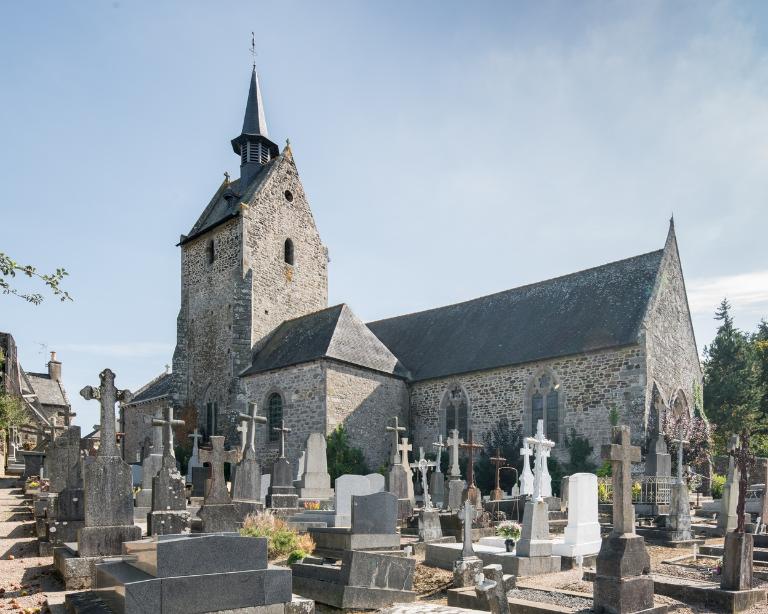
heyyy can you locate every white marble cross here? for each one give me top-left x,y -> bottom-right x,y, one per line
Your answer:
416,446 -> 437,510
432,435 -> 445,474
186,428 -> 203,481
386,417 -> 406,465
526,419 -> 554,502
519,437 -> 534,496
236,419 -> 248,454
399,437 -> 413,470
446,429 -> 463,479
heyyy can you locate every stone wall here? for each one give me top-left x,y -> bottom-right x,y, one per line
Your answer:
121,399 -> 163,464
642,230 -> 703,425
241,361 -> 326,470
409,344 -> 646,465
325,362 -> 409,470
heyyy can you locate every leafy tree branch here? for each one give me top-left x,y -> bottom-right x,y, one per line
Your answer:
0,252 -> 72,305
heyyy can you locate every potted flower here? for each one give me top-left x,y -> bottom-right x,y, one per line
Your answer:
496,521 -> 521,552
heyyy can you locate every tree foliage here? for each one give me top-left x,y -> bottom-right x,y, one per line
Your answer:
661,410 -> 710,475
564,429 -> 597,474
0,252 -> 72,304
326,425 -> 368,482
0,392 -> 28,432
475,417 -> 523,493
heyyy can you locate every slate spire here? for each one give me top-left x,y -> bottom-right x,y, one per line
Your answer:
231,67 -> 279,186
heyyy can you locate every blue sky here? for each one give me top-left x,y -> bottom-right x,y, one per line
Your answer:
2,1 -> 767,429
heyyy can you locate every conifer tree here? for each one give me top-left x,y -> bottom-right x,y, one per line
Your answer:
703,299 -> 760,451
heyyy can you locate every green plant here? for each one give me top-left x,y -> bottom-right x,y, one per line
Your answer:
608,405 -> 620,427
495,521 -> 521,540
711,473 -> 726,499
597,481 -> 611,502
596,460 -> 612,477
326,425 -> 368,482
631,481 -> 641,500
240,511 -> 315,560
287,549 -> 308,565
0,252 -> 72,304
26,481 -> 40,489
0,392 -> 27,433
564,429 -> 597,474
475,418 -> 523,493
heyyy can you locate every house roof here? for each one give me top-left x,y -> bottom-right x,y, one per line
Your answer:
26,372 -> 68,407
127,371 -> 173,405
367,249 -> 665,382
242,304 -> 409,378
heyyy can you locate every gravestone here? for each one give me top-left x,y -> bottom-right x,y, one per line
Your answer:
46,426 -> 85,549
453,500 -> 483,588
445,429 -> 466,511
296,432 -> 334,499
185,428 -> 203,483
190,465 -> 209,498
593,426 -> 658,614
419,509 -> 443,542
266,422 -> 299,511
430,435 -> 447,508
197,436 -> 241,532
512,420 -> 560,576
77,533 -> 305,613
260,473 -> 271,503
334,474 -> 373,526
475,564 -> 511,614
78,369 -> 142,556
646,435 -> 672,477
148,405 -> 190,535
553,473 -> 601,559
519,438 -> 534,496
366,472 -> 386,493
667,427 -> 692,542
294,449 -> 305,483
351,491 -> 398,534
232,401 -> 267,514
135,407 -> 163,508
718,434 -> 741,535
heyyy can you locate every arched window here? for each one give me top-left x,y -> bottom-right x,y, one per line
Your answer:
284,239 -> 294,265
267,393 -> 283,442
527,371 -> 562,442
207,239 -> 215,264
440,384 -> 469,440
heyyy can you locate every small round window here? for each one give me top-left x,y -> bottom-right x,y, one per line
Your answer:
284,190 -> 294,202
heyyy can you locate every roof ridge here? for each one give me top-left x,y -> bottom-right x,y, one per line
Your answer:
368,248 -> 664,325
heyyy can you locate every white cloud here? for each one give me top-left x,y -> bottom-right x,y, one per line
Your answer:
687,271 -> 768,315
58,342 -> 172,358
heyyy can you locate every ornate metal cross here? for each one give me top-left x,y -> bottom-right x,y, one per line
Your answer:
526,419 -> 554,502
490,448 -> 507,501
152,405 -> 185,462
80,368 -> 132,458
238,401 -> 267,460
416,446 -> 437,510
459,431 -> 483,489
198,436 -> 239,503
602,425 -> 641,535
446,429 -> 463,478
386,417 -> 406,465
273,421 -> 291,459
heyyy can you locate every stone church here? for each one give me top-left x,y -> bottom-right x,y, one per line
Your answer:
168,67 -> 702,471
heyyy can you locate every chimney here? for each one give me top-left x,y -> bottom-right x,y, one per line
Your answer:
48,351 -> 61,382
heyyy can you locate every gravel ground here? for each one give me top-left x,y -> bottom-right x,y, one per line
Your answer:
0,477 -> 64,613
509,587 -> 592,611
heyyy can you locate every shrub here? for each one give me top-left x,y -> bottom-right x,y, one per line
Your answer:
240,511 -> 315,560
596,460 -> 612,477
631,481 -> 641,500
564,429 -> 597,474
475,418 -> 524,493
711,473 -> 726,499
326,425 -> 368,482
608,406 -> 620,427
597,481 -> 611,503
288,549 -> 308,565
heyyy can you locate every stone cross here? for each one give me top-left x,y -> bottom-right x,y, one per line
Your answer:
461,499 -> 475,558
602,425 -> 641,536
672,421 -> 689,485
460,431 -> 483,488
273,421 -> 291,459
446,429 -> 463,478
80,368 -> 132,458
432,435 -> 445,474
188,428 -> 202,454
416,446 -> 437,510
526,419 -> 554,502
386,416 -> 406,465
399,437 -> 413,469
519,437 -> 534,495
238,401 -> 267,458
236,419 -> 248,454
152,405 -> 184,461
490,448 -> 507,500
198,436 -> 239,503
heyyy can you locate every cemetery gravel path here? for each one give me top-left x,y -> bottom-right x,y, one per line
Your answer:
0,476 -> 66,614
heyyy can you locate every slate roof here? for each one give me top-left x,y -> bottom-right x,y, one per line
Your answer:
367,250 -> 665,382
242,304 -> 409,378
127,371 -> 173,405
26,373 -> 68,407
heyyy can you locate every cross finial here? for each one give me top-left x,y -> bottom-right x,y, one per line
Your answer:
223,171 -> 230,184
250,31 -> 257,69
